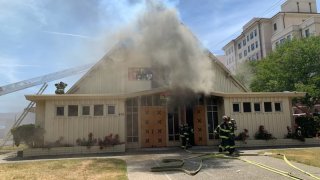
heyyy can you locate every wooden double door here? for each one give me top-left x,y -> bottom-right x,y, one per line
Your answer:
140,106 -> 167,148
193,105 -> 207,146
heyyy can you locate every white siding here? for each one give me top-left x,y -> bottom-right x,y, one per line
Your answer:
224,96 -> 292,139
42,98 -> 125,146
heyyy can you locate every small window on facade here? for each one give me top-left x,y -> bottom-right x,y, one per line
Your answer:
254,29 -> 257,36
238,43 -> 242,49
248,46 -> 250,52
243,39 -> 246,46
94,105 -> 104,116
256,53 -> 259,60
274,23 -> 277,31
251,44 -> 255,51
68,105 -> 78,116
247,35 -> 249,41
56,106 -> 64,116
264,102 -> 272,112
287,35 -> 291,40
108,105 -> 116,115
254,103 -> 261,112
275,102 -> 282,112
243,102 -> 251,112
233,103 -> 240,112
244,50 -> 247,56
82,106 -> 90,116
305,29 -> 310,37
255,41 -> 258,48
250,32 -> 254,39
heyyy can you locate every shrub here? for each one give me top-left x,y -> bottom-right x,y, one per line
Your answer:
11,124 -> 45,148
254,125 -> 275,140
295,116 -> 320,137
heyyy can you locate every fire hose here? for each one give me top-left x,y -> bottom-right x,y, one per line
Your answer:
150,149 -> 320,179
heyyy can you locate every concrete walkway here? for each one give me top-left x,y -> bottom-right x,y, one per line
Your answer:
1,148 -> 320,180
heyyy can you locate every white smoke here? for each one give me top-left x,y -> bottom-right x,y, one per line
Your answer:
107,1 -> 215,94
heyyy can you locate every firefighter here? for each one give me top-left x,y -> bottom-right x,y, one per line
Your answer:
214,115 -> 235,154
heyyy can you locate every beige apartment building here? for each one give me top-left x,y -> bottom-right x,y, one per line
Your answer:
223,0 -> 320,74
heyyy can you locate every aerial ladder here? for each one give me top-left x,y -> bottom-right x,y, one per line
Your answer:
0,63 -> 93,148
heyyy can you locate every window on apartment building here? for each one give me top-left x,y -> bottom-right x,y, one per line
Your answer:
94,105 -> 104,116
256,53 -> 259,60
56,106 -> 64,116
274,23 -> 277,31
251,44 -> 255,51
250,32 -> 254,39
274,102 -> 282,112
287,35 -> 291,40
168,108 -> 180,141
82,106 -> 90,116
244,50 -> 247,56
243,102 -> 252,112
233,103 -> 240,112
254,103 -> 261,112
68,105 -> 78,116
254,29 -> 257,37
264,102 -> 272,112
305,29 -> 310,37
239,53 -> 242,59
238,43 -> 242,49
248,46 -> 250,52
243,39 -> 246,46
247,35 -> 249,41
126,98 -> 139,143
255,41 -> 258,48
107,105 -> 116,115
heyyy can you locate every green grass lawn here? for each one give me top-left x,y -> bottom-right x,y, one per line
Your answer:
263,148 -> 320,168
0,158 -> 127,180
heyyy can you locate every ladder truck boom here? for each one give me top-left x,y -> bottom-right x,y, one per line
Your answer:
0,63 -> 93,96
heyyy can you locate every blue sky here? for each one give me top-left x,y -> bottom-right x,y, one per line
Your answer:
0,0 -> 319,113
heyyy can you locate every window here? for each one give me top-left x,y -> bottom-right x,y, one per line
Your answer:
244,50 -> 247,56
274,23 -> 277,31
275,102 -> 282,112
305,29 -> 310,37
56,106 -> 64,116
238,43 -> 242,49
251,43 -> 255,51
255,41 -> 258,48
254,29 -> 257,37
107,105 -> 116,115
168,108 -> 180,141
248,46 -> 250,52
287,35 -> 291,40
82,106 -> 90,116
94,105 -> 104,116
250,32 -> 254,39
247,35 -> 249,41
68,105 -> 78,116
264,102 -> 272,112
126,98 -> 138,142
256,53 -> 259,60
280,38 -> 286,44
254,103 -> 261,112
207,97 -> 219,139
141,95 -> 152,106
233,103 -> 240,112
243,102 -> 251,112
239,53 -> 242,59
243,39 -> 246,46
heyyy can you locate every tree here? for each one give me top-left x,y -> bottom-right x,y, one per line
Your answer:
250,36 -> 320,113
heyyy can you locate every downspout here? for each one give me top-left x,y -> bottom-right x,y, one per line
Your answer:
258,20 -> 264,59
283,13 -> 286,29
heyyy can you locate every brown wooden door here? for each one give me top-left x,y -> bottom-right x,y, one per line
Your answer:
193,105 -> 207,146
141,107 -> 167,148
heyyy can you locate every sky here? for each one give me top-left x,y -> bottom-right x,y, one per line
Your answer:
0,0 -> 319,113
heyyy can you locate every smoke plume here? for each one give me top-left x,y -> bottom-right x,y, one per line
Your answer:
107,1 -> 215,94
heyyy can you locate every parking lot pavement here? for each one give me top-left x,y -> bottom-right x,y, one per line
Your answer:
125,150 -> 320,180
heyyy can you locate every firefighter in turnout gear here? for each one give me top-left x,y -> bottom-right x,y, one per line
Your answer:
214,115 -> 236,154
